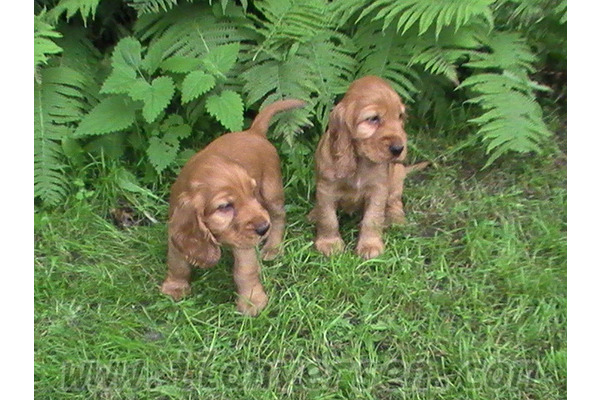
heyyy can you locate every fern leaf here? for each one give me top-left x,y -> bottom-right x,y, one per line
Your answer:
135,4 -> 255,75
205,90 -> 244,132
126,0 -> 180,15
555,0 -> 567,24
299,33 -> 357,127
354,23 -> 420,102
128,76 -> 175,123
75,95 -> 138,136
459,73 -> 551,166
466,31 -> 536,72
35,67 -> 91,205
34,15 -> 62,74
240,52 -> 315,138
356,0 -> 494,38
456,28 -> 552,165
45,0 -> 101,25
181,71 -> 216,104
35,84 -> 68,206
252,0 -> 327,57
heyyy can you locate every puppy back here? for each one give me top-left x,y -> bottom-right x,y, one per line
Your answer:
249,99 -> 306,136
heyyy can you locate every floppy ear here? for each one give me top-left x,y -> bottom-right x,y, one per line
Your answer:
326,103 -> 357,179
169,194 -> 221,268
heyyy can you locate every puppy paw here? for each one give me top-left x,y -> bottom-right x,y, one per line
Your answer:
160,279 -> 191,301
356,237 -> 384,260
261,245 -> 282,261
315,236 -> 345,256
236,290 -> 268,317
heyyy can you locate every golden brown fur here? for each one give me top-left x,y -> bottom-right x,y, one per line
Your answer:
310,76 -> 426,259
161,99 -> 305,316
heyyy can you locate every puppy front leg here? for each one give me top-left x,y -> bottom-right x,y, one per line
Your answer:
261,202 -> 285,261
161,241 -> 192,301
233,248 -> 268,317
314,181 -> 345,256
260,176 -> 286,261
386,163 -> 407,225
357,188 -> 387,259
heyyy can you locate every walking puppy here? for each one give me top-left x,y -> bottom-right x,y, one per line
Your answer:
161,99 -> 305,316
310,76 -> 426,259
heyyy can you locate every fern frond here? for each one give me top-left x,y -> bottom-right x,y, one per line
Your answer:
300,32 -> 358,127
456,29 -> 552,165
126,0 -> 181,15
251,0 -> 327,58
329,0 -> 370,27
34,15 -> 62,80
354,23 -> 420,102
241,51 -> 316,138
467,31 -> 536,72
45,0 -> 101,25
554,0 -> 567,24
135,3 -> 256,74
35,67 -> 91,205
354,0 -> 494,38
495,0 -> 566,27
459,73 -> 551,166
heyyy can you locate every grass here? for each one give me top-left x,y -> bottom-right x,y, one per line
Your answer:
34,132 -> 566,399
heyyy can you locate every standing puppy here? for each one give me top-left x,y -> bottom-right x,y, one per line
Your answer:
161,99 -> 305,316
310,76 -> 418,259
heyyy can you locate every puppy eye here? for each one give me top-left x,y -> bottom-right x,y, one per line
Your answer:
366,115 -> 380,124
217,202 -> 234,211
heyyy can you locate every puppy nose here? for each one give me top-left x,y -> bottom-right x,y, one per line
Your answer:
389,144 -> 404,157
255,223 -> 270,236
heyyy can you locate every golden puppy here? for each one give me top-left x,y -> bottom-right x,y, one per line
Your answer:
310,76 -> 426,259
161,99 -> 305,316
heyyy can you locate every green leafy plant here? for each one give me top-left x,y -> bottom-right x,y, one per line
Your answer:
33,0 -> 566,207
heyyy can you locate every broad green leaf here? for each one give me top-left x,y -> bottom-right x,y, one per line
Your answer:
161,115 -> 192,142
160,56 -> 203,73
128,76 -> 175,123
147,136 -> 178,173
205,90 -> 244,132
201,43 -> 240,77
181,71 -> 216,103
112,37 -> 143,70
75,95 -> 137,136
100,64 -> 138,94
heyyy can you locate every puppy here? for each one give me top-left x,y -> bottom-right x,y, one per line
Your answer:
310,76 -> 426,259
161,99 -> 305,316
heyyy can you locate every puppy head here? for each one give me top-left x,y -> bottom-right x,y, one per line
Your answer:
169,160 -> 271,266
327,76 -> 408,175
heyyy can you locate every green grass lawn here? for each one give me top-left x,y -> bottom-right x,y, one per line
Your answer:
34,135 -> 566,399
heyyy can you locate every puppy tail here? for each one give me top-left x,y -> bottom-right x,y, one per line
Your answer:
250,99 -> 306,136
405,161 -> 430,174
